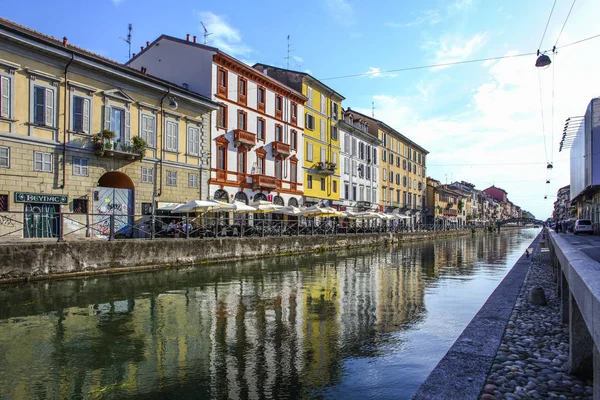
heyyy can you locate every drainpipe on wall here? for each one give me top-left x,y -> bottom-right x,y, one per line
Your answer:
61,51 -> 75,190
158,88 -> 170,198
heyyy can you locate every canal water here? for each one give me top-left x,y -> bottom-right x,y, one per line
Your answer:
0,229 -> 538,399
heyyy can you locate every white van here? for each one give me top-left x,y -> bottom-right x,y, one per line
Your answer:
574,219 -> 593,235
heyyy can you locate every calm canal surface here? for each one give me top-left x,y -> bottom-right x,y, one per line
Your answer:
0,229 -> 538,399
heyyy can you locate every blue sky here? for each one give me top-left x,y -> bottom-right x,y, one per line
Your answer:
4,0 -> 600,219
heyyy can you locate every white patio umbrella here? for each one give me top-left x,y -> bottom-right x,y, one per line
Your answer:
272,206 -> 303,216
230,201 -> 257,213
298,205 -> 332,217
171,200 -> 235,214
250,200 -> 283,213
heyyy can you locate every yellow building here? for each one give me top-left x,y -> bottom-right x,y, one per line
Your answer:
0,18 -> 218,239
253,64 -> 344,206
425,177 -> 465,228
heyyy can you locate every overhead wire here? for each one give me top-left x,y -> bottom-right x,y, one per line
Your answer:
538,0 -> 558,50
316,33 -> 600,82
555,0 -> 578,47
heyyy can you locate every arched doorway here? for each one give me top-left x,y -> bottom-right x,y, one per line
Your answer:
273,196 -> 284,221
254,193 -> 267,202
288,197 -> 299,207
214,189 -> 229,202
234,191 -> 248,224
93,171 -> 135,238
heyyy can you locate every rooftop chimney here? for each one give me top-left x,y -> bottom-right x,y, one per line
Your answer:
141,46 -> 144,51
62,37 -> 68,46
186,34 -> 190,41
193,35 -> 197,43
132,53 -> 136,57
146,41 -> 150,47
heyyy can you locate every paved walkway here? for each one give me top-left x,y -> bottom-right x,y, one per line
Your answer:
553,231 -> 600,262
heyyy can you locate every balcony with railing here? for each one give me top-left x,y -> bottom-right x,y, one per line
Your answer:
314,162 -> 336,175
251,174 -> 278,191
272,141 -> 291,158
233,129 -> 256,149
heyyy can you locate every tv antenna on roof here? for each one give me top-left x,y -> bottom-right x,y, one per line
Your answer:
284,35 -> 295,69
201,22 -> 212,45
119,23 -> 132,59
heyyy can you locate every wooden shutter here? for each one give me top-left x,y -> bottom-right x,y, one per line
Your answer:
104,105 -> 111,130
45,88 -> 53,126
320,120 -> 326,142
124,109 -> 131,143
0,76 -> 9,117
83,99 -> 90,133
320,147 -> 326,163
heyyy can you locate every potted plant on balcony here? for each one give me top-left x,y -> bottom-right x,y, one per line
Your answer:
326,162 -> 336,171
317,161 -> 324,169
92,133 -> 105,156
132,136 -> 147,159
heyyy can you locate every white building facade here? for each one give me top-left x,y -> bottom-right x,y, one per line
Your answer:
339,111 -> 380,211
129,35 -> 306,206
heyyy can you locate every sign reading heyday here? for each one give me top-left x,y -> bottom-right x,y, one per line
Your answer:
14,192 -> 68,204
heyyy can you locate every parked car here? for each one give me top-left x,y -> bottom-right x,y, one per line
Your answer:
574,219 -> 593,235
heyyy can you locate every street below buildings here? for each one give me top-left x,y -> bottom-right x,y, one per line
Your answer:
553,231 -> 600,263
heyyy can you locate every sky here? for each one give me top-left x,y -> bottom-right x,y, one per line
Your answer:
3,0 -> 600,219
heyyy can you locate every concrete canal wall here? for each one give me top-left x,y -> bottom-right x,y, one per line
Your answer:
0,228 -> 500,284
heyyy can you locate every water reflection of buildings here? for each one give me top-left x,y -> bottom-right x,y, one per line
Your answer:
0,230 -> 532,399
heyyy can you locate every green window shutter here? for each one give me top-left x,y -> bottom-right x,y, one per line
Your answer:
0,76 -> 9,117
124,109 -> 131,143
45,88 -> 53,126
83,99 -> 90,133
104,105 -> 111,130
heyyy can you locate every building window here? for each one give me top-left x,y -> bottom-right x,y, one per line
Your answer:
352,185 -> 357,200
344,183 -> 349,199
34,151 -> 52,172
238,149 -> 247,174
372,148 -> 377,164
166,121 -> 179,151
72,156 -> 88,176
352,160 -> 357,176
166,170 -> 177,186
403,176 -> 407,187
0,194 -> 8,212
72,95 -> 91,133
140,114 -> 157,148
389,154 -> 393,165
333,180 -> 337,193
218,68 -> 227,96
331,125 -> 338,140
142,202 -> 153,215
307,175 -> 312,189
320,94 -> 326,114
307,87 -> 313,108
275,124 -> 283,142
33,85 -> 55,126
217,145 -> 227,170
106,106 -> 128,143
275,95 -> 283,118
396,173 -> 400,185
257,87 -> 265,112
321,177 -> 326,191
257,155 -> 265,174
305,114 -> 315,130
73,198 -> 88,214
383,168 -> 387,181
389,170 -> 393,183
275,158 -> 282,179
217,103 -> 227,129
0,146 -> 9,168
238,77 -> 247,104
331,102 -> 339,120
291,130 -> 298,150
141,166 -> 153,183
188,173 -> 199,188
382,150 -> 387,162
290,161 -> 297,183
344,158 -> 349,175
403,159 -> 407,170
408,162 -> 412,173
1,75 -> 13,118
238,110 -> 247,130
320,119 -> 326,142
306,142 -> 313,161
187,125 -> 200,156
257,118 -> 265,140
291,102 -> 297,124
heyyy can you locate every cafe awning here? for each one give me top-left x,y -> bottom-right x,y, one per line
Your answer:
156,202 -> 183,211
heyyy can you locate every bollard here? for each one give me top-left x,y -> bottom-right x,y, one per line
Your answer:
57,212 -> 65,242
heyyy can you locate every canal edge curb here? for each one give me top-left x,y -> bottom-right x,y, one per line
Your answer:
412,230 -> 543,400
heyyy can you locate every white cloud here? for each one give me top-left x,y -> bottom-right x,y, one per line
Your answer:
292,55 -> 304,63
354,32 -> 600,219
387,0 -> 473,29
325,0 -> 354,26
110,0 -> 124,5
423,32 -> 487,70
196,11 -> 252,58
364,67 -> 398,78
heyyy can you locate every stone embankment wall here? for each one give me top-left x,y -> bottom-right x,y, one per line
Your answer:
0,229 -> 488,284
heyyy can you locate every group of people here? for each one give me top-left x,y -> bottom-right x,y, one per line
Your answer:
555,220 -> 570,233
